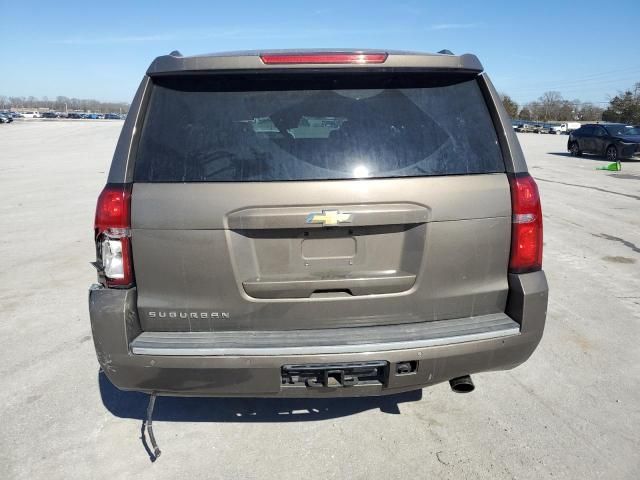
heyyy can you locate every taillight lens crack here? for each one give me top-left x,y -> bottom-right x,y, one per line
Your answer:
94,184 -> 134,287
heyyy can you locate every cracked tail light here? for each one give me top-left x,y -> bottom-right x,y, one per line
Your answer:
509,174 -> 543,274
94,184 -> 134,287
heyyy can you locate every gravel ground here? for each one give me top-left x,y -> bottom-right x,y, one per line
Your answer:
1,122 -> 639,479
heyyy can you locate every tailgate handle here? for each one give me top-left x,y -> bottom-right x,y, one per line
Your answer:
227,204 -> 429,230
243,273 -> 416,299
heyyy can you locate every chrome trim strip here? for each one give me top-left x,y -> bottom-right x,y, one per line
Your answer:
131,315 -> 520,356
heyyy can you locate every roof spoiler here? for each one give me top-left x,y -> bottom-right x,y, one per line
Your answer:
147,50 -> 483,75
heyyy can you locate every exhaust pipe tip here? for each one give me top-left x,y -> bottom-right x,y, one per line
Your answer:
449,375 -> 475,393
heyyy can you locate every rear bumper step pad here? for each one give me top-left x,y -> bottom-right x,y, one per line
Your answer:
130,313 -> 519,356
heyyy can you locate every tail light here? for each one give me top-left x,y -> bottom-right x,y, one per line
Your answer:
94,184 -> 134,287
260,52 -> 388,65
508,174 -> 543,273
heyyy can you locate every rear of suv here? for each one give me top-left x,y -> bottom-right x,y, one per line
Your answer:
89,50 -> 548,397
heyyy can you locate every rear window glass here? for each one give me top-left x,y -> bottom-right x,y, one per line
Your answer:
135,73 -> 504,182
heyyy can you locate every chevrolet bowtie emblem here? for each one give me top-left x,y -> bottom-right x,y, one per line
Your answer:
306,210 -> 353,226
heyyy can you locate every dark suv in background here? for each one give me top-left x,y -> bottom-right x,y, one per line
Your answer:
568,123 -> 640,161
89,49 -> 548,398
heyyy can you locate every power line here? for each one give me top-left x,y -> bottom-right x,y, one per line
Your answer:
510,66 -> 640,89
508,80 -> 639,97
500,66 -> 640,102
508,75 -> 640,96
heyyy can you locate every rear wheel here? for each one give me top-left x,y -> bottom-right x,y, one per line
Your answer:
606,145 -> 618,162
569,142 -> 582,156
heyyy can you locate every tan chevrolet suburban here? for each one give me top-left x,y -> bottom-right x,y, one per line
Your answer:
90,49 -> 547,402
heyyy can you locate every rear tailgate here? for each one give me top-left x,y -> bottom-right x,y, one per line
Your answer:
130,70 -> 511,332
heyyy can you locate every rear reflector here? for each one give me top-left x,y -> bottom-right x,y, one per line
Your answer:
94,184 -> 134,287
260,52 -> 388,65
508,174 -> 543,274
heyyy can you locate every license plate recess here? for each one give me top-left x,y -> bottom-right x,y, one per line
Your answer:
281,361 -> 389,388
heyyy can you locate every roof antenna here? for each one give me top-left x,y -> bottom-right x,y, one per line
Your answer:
169,50 -> 182,57
437,49 -> 454,55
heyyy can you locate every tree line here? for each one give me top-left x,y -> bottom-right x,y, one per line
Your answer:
501,81 -> 640,124
0,95 -> 129,114
3,82 -> 639,123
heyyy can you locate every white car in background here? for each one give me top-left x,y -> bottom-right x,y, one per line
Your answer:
549,122 -> 581,134
20,111 -> 41,118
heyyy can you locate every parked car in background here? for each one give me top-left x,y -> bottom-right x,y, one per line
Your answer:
20,111 -> 41,118
41,112 -> 59,118
67,112 -> 83,119
562,122 -> 581,134
104,113 -> 122,119
89,49 -> 547,399
568,124 -> 640,161
549,122 -> 581,134
0,113 -> 13,123
515,123 -> 536,133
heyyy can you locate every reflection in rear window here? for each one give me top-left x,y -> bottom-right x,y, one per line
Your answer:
135,74 -> 504,182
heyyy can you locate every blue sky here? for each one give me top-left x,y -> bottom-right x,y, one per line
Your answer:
1,0 -> 639,106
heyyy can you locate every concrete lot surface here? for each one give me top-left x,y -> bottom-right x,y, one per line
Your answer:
1,122 -> 639,479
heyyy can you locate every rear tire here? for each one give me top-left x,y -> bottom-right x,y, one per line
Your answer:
569,142 -> 582,156
606,145 -> 618,162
